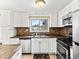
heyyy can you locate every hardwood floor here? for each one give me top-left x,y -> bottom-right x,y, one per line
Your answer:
22,54 -> 57,59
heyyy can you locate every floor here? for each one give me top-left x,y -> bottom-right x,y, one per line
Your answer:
22,54 -> 57,59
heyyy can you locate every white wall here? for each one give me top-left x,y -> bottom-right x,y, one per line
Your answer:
13,11 -> 58,27
0,10 -> 16,44
58,0 -> 79,26
0,28 -> 2,43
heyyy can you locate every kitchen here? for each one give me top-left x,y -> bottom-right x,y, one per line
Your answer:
0,0 -> 79,59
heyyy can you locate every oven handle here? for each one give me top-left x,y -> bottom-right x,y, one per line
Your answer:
57,42 -> 68,50
57,42 -> 68,59
74,41 -> 79,46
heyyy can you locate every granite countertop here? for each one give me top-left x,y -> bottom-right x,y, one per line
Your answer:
11,35 -> 69,39
0,44 -> 20,59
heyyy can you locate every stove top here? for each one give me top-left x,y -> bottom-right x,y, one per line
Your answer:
58,37 -> 72,46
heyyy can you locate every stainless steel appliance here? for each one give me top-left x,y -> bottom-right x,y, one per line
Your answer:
57,37 -> 72,59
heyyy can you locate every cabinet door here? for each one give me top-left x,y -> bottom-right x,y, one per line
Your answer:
48,38 -> 57,54
25,40 -> 31,53
0,10 -> 11,27
14,12 -> 28,27
31,38 -> 40,54
20,39 -> 31,53
20,40 -> 26,53
40,38 -> 49,53
50,15 -> 58,27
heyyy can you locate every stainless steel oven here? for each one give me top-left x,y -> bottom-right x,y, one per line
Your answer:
57,42 -> 68,59
57,37 -> 72,59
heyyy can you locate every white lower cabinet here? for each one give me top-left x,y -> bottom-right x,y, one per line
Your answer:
32,38 -> 49,54
31,38 -> 39,53
20,39 -> 31,53
48,38 -> 57,54
40,39 -> 49,53
31,38 -> 56,54
11,46 -> 22,59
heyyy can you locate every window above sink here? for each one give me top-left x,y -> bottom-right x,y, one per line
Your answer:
29,16 -> 50,32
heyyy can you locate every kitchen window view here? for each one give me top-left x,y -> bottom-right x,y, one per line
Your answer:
1,0 -> 79,59
31,18 -> 49,32
30,16 -> 49,32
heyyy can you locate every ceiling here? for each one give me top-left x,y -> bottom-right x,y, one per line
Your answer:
0,0 -> 73,14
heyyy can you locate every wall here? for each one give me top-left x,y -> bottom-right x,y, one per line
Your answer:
0,28 -> 1,43
13,11 -> 58,27
1,27 -> 15,44
58,0 -> 79,27
0,10 -> 16,44
0,9 -> 58,43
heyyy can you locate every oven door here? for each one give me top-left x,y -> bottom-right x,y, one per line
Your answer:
57,42 -> 68,59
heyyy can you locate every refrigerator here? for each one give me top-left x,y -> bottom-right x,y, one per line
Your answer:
73,11 -> 79,59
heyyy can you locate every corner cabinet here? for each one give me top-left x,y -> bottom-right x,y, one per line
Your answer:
20,39 -> 31,53
31,38 -> 57,54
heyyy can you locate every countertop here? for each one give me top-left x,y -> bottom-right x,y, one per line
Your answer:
0,44 -> 20,59
11,35 -> 69,39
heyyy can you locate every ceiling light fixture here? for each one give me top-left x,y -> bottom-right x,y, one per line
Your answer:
35,0 -> 46,8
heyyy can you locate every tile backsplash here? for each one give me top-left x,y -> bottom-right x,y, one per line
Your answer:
15,27 -> 72,36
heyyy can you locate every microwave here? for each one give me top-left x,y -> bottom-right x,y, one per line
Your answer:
63,16 -> 72,26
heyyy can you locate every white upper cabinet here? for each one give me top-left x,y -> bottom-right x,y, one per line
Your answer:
14,12 -> 29,27
50,14 -> 58,27
0,10 -> 14,27
58,0 -> 79,27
